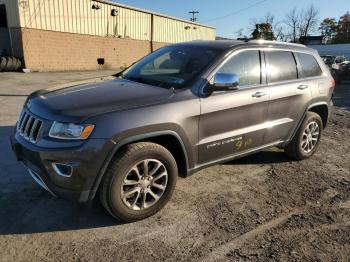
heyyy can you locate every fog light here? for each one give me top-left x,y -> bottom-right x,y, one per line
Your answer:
52,163 -> 74,177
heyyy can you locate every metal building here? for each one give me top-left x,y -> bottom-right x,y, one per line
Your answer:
0,0 -> 216,71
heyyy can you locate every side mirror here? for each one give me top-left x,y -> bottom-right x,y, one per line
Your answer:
210,73 -> 240,92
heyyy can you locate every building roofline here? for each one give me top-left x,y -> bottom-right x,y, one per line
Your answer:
95,0 -> 216,29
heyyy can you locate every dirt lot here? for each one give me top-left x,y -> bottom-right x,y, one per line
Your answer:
0,72 -> 349,261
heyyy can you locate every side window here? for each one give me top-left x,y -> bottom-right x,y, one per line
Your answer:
296,53 -> 323,78
217,50 -> 261,87
267,51 -> 297,83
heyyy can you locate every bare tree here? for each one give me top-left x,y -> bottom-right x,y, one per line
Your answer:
235,28 -> 244,38
299,5 -> 319,38
285,7 -> 300,43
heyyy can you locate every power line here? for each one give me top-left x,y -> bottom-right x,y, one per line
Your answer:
202,0 -> 269,23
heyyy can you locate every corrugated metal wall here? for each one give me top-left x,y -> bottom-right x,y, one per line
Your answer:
12,0 -> 215,43
0,0 -> 20,27
153,15 -> 216,43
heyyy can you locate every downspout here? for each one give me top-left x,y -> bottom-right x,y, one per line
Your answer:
150,13 -> 154,52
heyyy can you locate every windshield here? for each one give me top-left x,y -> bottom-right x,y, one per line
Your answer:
120,45 -> 223,89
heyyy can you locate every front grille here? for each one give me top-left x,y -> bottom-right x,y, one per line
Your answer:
17,110 -> 43,143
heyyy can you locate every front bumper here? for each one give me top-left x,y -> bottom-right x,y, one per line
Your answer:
10,131 -> 115,202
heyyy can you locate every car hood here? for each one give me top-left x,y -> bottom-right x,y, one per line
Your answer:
27,78 -> 174,122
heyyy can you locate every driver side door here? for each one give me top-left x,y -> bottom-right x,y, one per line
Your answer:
198,49 -> 269,164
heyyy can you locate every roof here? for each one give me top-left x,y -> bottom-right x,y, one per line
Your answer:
95,0 -> 215,29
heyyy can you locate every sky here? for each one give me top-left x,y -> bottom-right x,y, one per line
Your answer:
113,0 -> 349,38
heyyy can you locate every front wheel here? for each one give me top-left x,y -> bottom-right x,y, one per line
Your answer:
284,112 -> 323,160
99,142 -> 178,222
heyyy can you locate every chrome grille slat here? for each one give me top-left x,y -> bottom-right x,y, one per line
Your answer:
16,110 -> 43,143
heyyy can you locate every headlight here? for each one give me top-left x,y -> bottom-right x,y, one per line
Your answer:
49,122 -> 94,140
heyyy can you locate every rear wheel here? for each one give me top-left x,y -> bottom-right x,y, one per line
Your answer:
284,112 -> 323,160
99,142 -> 178,222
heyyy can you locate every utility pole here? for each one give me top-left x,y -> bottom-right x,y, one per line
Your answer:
189,11 -> 199,22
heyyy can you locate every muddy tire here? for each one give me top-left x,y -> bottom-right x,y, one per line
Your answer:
99,142 -> 178,222
285,112 -> 323,160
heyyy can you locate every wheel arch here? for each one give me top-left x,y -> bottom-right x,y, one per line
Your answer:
308,103 -> 329,128
285,102 -> 329,146
88,130 -> 190,201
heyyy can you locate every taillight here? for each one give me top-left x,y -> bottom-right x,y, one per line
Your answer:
331,79 -> 336,89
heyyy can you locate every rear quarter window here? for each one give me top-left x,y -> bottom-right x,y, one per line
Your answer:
266,51 -> 298,83
296,53 -> 323,78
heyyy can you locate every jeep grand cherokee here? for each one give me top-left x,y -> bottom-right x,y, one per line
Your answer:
11,40 -> 334,222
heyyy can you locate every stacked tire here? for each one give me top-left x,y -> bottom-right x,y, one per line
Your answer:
0,56 -> 22,72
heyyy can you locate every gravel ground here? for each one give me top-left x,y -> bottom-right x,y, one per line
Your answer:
0,72 -> 349,261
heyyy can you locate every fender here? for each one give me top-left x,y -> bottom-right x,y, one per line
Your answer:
284,101 -> 329,145
88,130 -> 189,200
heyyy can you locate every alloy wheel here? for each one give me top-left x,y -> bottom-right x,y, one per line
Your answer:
301,121 -> 320,153
121,159 -> 168,210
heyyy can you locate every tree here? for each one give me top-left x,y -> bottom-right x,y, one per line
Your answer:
299,4 -> 319,42
250,13 -> 281,40
335,12 -> 350,43
285,7 -> 300,43
319,18 -> 337,43
235,28 -> 244,38
251,23 -> 276,40
264,13 -> 285,41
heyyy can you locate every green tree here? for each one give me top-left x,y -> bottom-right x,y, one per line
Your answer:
319,18 -> 337,42
251,23 -> 276,40
335,12 -> 350,43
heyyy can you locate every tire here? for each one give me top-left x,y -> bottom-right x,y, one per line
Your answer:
99,142 -> 178,222
14,58 -> 22,71
0,56 -> 6,72
5,57 -> 15,71
9,57 -> 17,71
284,112 -> 323,160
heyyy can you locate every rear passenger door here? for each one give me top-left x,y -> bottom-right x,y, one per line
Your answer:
294,52 -> 326,99
263,50 -> 312,144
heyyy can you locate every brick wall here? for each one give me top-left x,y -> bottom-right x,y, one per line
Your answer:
20,28 -> 168,72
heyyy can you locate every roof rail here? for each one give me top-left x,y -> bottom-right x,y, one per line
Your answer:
247,39 -> 306,47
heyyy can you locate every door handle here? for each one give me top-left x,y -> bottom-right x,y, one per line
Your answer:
252,92 -> 267,98
298,84 -> 309,90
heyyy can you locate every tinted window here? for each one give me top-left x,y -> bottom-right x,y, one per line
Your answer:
267,51 -> 297,83
297,53 -> 323,78
218,50 -> 261,87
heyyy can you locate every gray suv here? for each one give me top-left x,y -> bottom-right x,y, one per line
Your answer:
11,40 -> 334,222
